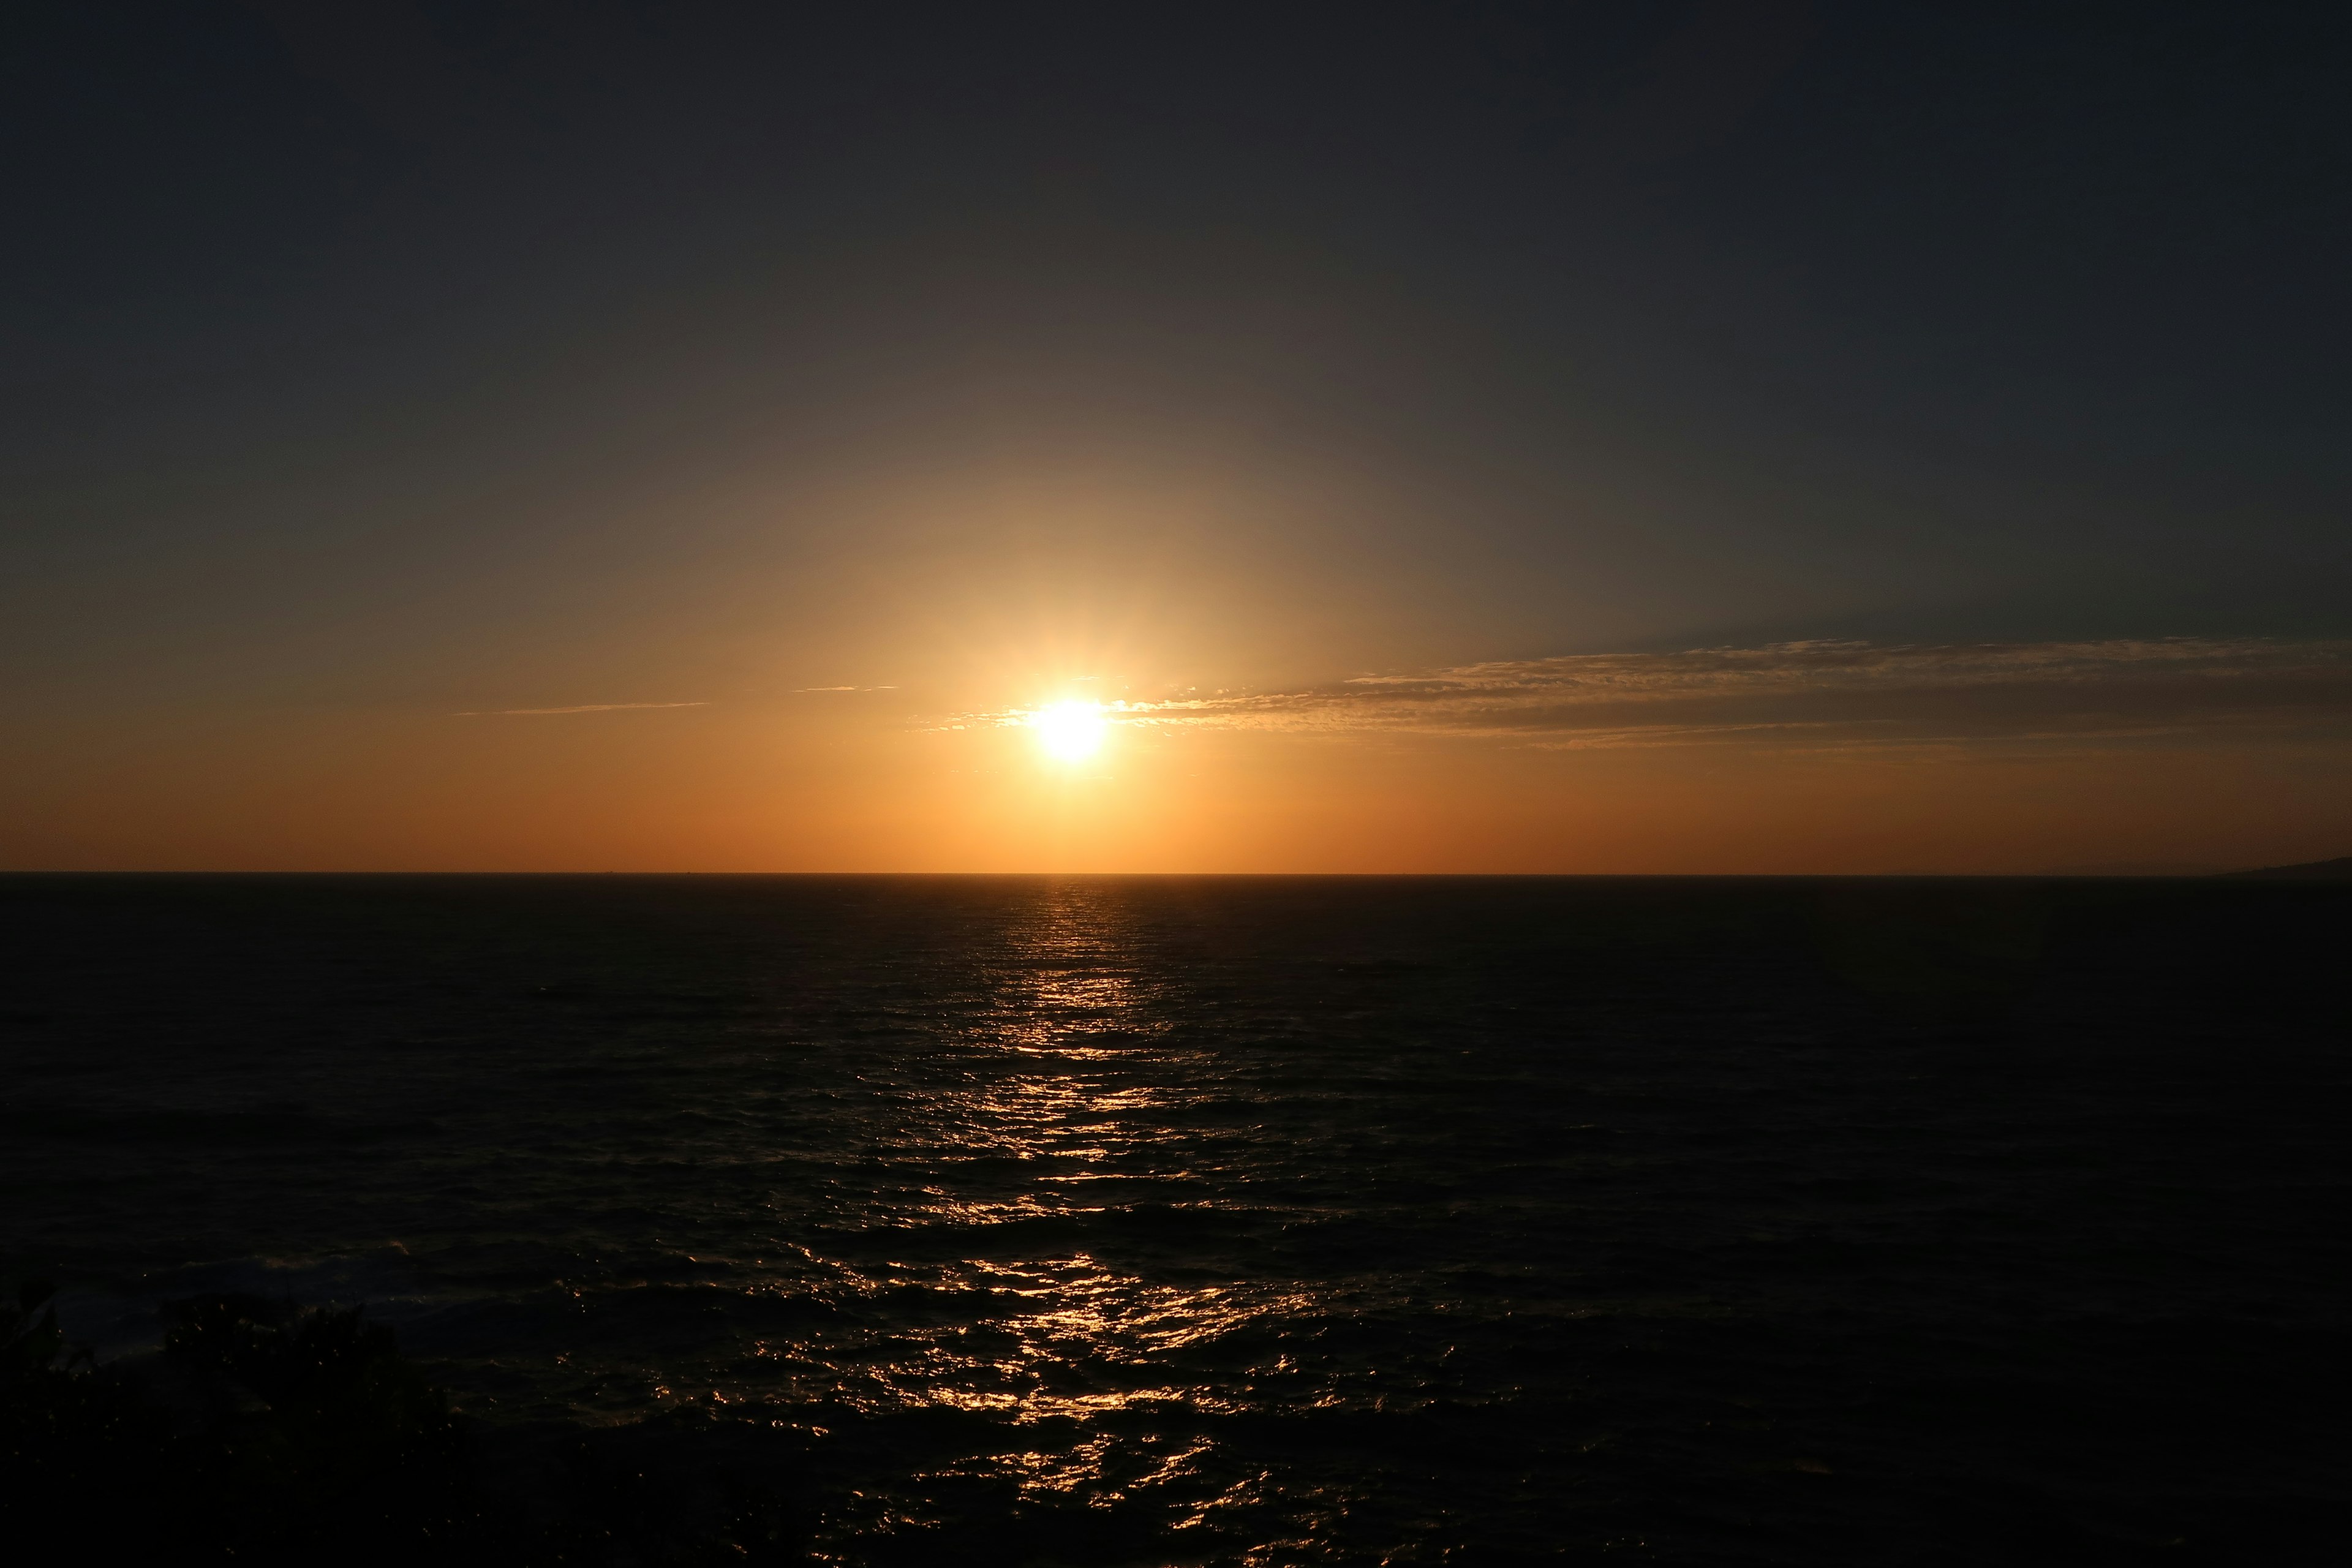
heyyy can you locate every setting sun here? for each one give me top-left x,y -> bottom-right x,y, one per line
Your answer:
1031,699 -> 1109,762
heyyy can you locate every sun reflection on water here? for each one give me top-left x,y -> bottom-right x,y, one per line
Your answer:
728,881 -> 1302,1515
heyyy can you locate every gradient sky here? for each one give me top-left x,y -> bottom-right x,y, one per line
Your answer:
6,1 -> 2349,872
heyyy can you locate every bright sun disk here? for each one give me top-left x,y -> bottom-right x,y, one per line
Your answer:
1033,700 -> 1108,762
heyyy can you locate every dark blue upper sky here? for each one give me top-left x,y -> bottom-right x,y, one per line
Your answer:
7,1 -> 2350,712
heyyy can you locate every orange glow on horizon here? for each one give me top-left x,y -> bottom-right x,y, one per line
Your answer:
3,625 -> 2346,875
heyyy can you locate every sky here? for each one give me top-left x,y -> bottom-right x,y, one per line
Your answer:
4,0 -> 2348,873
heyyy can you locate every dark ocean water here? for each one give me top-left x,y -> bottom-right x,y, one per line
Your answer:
2,874 -> 2346,1565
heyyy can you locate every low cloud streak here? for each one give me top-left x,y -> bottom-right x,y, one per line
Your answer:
1088,638 -> 2352,751
458,701 -> 709,717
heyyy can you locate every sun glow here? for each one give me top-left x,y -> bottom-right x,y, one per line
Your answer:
1032,700 -> 1109,763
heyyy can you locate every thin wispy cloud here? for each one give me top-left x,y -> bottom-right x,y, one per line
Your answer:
975,638 -> 2352,752
794,685 -> 899,693
456,701 -> 709,717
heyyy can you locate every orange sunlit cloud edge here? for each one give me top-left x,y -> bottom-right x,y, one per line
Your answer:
9,634 -> 2349,877
945,635 -> 2352,755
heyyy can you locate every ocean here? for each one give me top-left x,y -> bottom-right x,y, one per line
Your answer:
2,874 -> 2345,1564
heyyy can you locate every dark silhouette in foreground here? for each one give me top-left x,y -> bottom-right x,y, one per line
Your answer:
0,1281 -> 806,1565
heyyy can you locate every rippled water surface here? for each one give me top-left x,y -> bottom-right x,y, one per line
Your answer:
3,875 -> 2346,1564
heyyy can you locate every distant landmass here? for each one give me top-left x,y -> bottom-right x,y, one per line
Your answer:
2043,861 -> 2225,876
2218,856 -> 2352,880
2040,855 -> 2352,879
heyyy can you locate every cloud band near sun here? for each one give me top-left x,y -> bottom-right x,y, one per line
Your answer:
457,701 -> 709,716
1027,637 -> 2352,752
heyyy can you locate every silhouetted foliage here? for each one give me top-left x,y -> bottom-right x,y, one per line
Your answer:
0,1284 -> 807,1565
3,1278 -> 164,1541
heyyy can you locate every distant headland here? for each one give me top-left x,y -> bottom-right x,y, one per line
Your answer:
2219,856 -> 2352,880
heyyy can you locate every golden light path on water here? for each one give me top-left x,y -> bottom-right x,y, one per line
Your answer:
716,882 -> 1324,1533
912,891 -> 1287,1507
